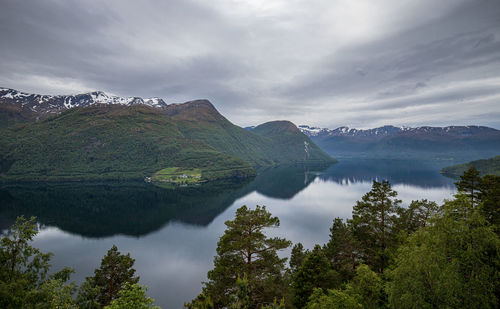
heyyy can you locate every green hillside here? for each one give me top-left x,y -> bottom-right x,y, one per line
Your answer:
0,102 -> 335,182
441,155 -> 500,178
252,120 -> 336,164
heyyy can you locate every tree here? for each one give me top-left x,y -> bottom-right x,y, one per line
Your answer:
387,195 -> 500,308
0,216 -> 75,308
343,265 -> 384,309
324,218 -> 358,281
396,199 -> 439,234
202,205 -> 291,308
79,245 -> 139,307
104,283 -> 159,309
293,245 -> 340,309
455,166 -> 481,206
305,288 -> 362,309
290,243 -> 308,275
479,175 -> 500,229
350,180 -> 402,272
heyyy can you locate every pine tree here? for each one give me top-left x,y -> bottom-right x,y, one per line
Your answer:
202,205 -> 291,308
324,218 -> 358,281
289,243 -> 308,275
396,199 -> 439,234
479,175 -> 500,229
455,166 -> 481,206
349,180 -> 402,272
79,245 -> 139,307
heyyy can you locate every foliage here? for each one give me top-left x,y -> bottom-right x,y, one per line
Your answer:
104,283 -> 159,309
387,195 -> 500,308
0,216 -> 76,308
396,199 -> 439,234
292,245 -> 340,309
201,205 -> 291,308
441,155 -> 500,178
455,166 -> 482,206
79,245 -> 140,307
228,275 -> 250,309
0,104 -> 335,182
261,298 -> 285,309
289,243 -> 308,275
344,265 -> 384,309
350,180 -> 402,272
184,293 -> 214,309
324,218 -> 358,281
304,288 -> 362,309
479,174 -> 500,229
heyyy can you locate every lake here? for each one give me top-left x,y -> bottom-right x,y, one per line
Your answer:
0,159 -> 457,308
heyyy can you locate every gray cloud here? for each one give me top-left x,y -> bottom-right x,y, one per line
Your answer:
0,0 -> 499,129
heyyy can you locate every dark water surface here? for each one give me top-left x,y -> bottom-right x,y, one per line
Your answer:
0,159 -> 457,308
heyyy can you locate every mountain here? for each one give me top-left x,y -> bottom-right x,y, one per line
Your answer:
0,88 -> 335,181
441,155 -> 500,178
299,124 -> 500,161
0,87 -> 167,128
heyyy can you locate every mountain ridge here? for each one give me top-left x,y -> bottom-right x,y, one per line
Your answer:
0,92 -> 335,182
298,124 -> 500,160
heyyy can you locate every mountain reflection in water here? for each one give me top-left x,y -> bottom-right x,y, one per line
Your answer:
0,160 -> 457,309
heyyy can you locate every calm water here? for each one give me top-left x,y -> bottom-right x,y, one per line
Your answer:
0,159 -> 457,308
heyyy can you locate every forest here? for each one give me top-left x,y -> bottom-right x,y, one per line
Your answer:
0,167 -> 499,308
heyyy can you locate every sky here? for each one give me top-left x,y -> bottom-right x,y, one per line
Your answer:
1,0 -> 499,129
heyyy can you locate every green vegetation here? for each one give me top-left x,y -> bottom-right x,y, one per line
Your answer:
1,167 -> 499,308
188,167 -> 500,309
0,103 -> 334,182
189,205 -> 292,308
152,167 -> 203,185
0,217 -> 159,308
441,155 -> 500,177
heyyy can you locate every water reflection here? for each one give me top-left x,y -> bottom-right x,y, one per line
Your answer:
320,159 -> 456,188
0,160 -> 457,308
0,164 -> 330,237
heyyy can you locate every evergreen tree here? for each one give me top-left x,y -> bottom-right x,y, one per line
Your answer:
289,243 -> 308,275
293,245 -> 340,309
324,218 -> 358,281
455,166 -> 481,206
396,199 -> 438,234
479,175 -> 500,229
202,205 -> 291,308
79,245 -> 139,307
350,180 -> 402,272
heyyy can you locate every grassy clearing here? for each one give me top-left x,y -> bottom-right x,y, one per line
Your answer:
151,167 -> 204,184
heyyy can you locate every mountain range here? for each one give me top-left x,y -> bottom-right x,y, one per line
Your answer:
0,88 -> 335,182
299,124 -> 500,161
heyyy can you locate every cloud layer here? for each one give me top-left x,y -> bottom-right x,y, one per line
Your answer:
1,0 -> 499,128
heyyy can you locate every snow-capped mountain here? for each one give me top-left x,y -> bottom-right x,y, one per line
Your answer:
298,124 -> 500,161
0,87 -> 168,118
298,124 -> 497,138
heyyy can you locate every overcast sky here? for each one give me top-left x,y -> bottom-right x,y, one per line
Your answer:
1,0 -> 499,129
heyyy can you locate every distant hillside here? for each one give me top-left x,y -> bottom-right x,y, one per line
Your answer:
0,89 -> 335,181
441,155 -> 500,178
299,124 -> 500,161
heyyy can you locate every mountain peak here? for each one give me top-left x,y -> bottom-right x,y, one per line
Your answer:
0,87 -> 169,123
